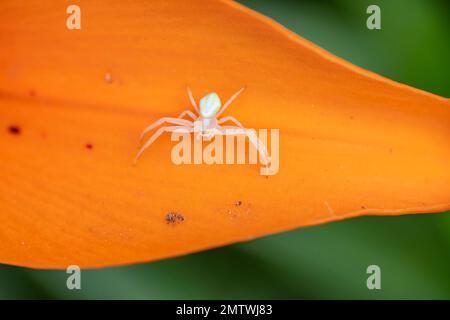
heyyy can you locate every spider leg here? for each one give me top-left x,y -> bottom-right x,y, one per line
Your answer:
134,125 -> 193,164
186,86 -> 200,114
139,117 -> 193,141
218,127 -> 270,165
218,116 -> 243,128
178,110 -> 198,121
216,86 -> 245,117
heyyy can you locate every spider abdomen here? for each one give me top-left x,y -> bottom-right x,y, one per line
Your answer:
199,92 -> 221,118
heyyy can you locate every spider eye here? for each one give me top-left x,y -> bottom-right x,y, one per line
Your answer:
199,92 -> 221,118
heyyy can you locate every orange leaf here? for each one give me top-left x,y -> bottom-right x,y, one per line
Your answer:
0,0 -> 449,269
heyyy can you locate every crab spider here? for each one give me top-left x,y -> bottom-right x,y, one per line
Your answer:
134,87 -> 271,167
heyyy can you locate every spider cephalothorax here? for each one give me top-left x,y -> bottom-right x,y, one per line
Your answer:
134,87 -> 270,167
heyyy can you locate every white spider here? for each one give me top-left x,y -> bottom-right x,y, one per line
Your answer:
134,87 -> 271,167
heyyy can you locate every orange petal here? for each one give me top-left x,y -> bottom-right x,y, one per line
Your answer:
0,0 -> 449,269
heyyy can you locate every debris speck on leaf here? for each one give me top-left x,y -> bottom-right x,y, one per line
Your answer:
165,212 -> 184,224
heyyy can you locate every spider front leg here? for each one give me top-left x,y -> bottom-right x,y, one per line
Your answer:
134,125 -> 193,164
218,116 -> 243,128
178,110 -> 198,121
139,117 -> 192,141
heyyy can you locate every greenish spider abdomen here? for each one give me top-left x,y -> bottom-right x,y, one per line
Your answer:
199,92 -> 221,118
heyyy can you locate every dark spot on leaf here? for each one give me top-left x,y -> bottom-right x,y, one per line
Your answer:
8,125 -> 21,135
85,143 -> 93,150
165,212 -> 184,224
29,90 -> 36,97
235,200 -> 242,206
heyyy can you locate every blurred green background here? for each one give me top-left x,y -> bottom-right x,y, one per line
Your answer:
1,0 -> 449,299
